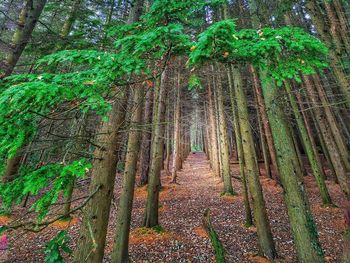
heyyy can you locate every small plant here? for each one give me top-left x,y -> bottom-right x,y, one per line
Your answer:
152,225 -> 165,233
44,231 -> 71,263
0,206 -> 11,216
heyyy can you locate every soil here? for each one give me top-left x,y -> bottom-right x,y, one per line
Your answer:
5,153 -> 348,262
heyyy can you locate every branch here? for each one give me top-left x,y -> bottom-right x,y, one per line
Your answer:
3,186 -> 100,233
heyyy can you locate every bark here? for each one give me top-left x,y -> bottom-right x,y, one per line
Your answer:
257,111 -> 271,178
73,90 -> 128,263
111,85 -> 144,263
284,81 -> 332,206
259,68 -> 324,262
251,74 -> 271,179
138,88 -> 154,186
207,83 -> 220,177
61,114 -> 88,216
304,92 -> 338,182
61,179 -> 75,217
305,0 -> 350,107
231,65 -> 276,259
295,91 -> 327,178
250,66 -> 279,181
143,68 -> 168,228
61,0 -> 81,38
214,72 -> 234,194
312,75 -> 350,170
332,0 -> 350,54
204,105 -> 212,160
213,83 -> 223,180
2,155 -> 22,183
1,0 -> 78,182
56,0 -> 82,50
248,2 -> 325,258
171,72 -> 181,183
323,1 -> 343,56
290,126 -> 307,179
1,0 -> 47,78
227,66 -> 253,227
164,83 -> 172,175
303,75 -> 350,197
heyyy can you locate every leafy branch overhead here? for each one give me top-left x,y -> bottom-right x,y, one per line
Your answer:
0,0 -> 221,225
189,20 -> 329,85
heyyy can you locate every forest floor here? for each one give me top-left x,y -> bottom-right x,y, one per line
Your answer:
6,152 -> 348,262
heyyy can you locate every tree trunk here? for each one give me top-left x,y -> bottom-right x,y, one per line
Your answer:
138,88 -> 154,186
214,69 -> 234,194
259,68 -> 324,262
305,0 -> 350,107
231,65 -> 276,259
1,0 -> 47,78
143,68 -> 168,228
303,75 -> 350,197
227,66 -> 253,227
250,66 -> 279,181
164,84 -> 172,176
74,90 -> 128,263
312,75 -> 350,170
332,0 -> 350,54
171,72 -> 181,183
207,83 -> 220,177
284,81 -> 332,206
111,85 -> 144,263
56,0 -> 82,50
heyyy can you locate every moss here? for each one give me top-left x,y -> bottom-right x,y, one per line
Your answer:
208,227 -> 225,262
136,226 -> 165,235
219,191 -> 236,197
152,225 -> 165,233
305,211 -> 324,258
244,222 -> 254,228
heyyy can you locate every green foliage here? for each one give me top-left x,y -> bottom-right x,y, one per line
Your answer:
0,53 -> 119,160
143,0 -> 224,27
204,210 -> 225,263
189,20 -> 329,85
113,23 -> 191,60
0,159 -> 91,221
1,1 -> 217,163
188,75 -> 203,90
44,231 -> 72,263
0,0 -> 225,227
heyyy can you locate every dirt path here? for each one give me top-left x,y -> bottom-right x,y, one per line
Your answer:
9,152 -> 346,262
121,152 -> 346,262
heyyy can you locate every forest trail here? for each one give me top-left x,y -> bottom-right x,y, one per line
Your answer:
120,152 -> 345,263
9,153 -> 346,262
115,151 -> 257,262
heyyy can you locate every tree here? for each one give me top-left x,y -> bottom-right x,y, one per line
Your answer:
189,17 -> 327,262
